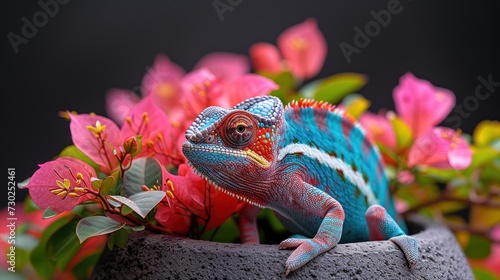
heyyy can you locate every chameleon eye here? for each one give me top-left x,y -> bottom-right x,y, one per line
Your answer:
222,112 -> 256,148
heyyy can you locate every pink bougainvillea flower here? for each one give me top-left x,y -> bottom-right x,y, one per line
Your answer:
249,42 -> 283,74
141,54 -> 186,123
22,157 -> 97,213
194,52 -> 250,82
277,18 -> 327,79
359,111 -> 397,150
121,95 -> 184,165
69,113 -> 122,173
141,54 -> 185,97
227,74 -> 279,105
156,164 -> 240,234
393,73 -> 455,138
180,68 -> 278,117
396,170 -> 415,185
105,88 -> 141,124
180,68 -> 219,116
408,127 -> 472,169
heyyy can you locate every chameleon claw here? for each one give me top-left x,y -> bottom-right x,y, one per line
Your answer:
279,236 -> 307,250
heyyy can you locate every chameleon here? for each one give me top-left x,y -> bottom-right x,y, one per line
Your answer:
182,95 -> 418,275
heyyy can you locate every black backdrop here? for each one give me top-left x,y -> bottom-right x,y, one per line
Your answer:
2,1 -> 500,207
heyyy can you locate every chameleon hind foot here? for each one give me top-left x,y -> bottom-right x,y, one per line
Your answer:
365,204 -> 419,269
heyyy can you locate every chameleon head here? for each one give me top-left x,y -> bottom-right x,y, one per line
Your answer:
182,96 -> 283,205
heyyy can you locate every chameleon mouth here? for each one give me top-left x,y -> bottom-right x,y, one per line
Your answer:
245,149 -> 270,167
186,162 -> 265,209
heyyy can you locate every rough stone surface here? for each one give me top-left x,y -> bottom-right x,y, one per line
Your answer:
92,215 -> 474,279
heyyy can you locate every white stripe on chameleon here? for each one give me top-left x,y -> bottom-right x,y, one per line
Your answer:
277,143 -> 378,206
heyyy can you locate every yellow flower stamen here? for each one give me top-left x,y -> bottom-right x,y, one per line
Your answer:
56,190 -> 68,197
68,192 -> 80,198
167,180 -> 174,191
56,178 -> 71,189
166,190 -> 175,199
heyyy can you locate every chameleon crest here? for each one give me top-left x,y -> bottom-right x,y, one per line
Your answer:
182,96 -> 418,275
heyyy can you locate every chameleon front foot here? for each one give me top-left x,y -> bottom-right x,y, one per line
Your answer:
279,237 -> 334,276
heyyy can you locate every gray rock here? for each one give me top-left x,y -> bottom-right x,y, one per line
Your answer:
92,215 -> 473,279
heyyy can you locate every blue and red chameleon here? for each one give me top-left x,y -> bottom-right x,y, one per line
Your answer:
182,96 -> 418,275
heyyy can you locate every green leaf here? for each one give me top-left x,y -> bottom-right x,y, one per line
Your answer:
121,204 -> 134,215
76,216 -> 126,243
342,94 -> 371,119
23,195 -> 40,213
109,191 -> 165,218
472,268 -> 498,280
261,71 -> 298,103
71,251 -> 103,280
307,73 -> 367,104
16,233 -> 38,251
107,228 -> 129,250
132,225 -> 145,231
464,234 -> 491,259
122,158 -> 163,197
0,270 -> 24,280
92,176 -> 115,196
58,145 -> 100,170
30,215 -> 73,279
202,217 -> 239,242
389,114 -> 413,150
468,146 -> 500,170
42,207 -> 59,219
259,208 -> 286,233
129,191 -> 166,217
46,218 -> 82,271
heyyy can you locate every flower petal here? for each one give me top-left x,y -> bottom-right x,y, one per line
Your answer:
105,89 -> 140,124
25,157 -> 96,213
359,111 -> 397,150
141,54 -> 185,97
181,68 -> 217,114
194,52 -> 249,82
408,127 -> 472,169
249,42 -> 282,74
393,73 -> 455,138
69,114 -> 122,173
228,74 -> 278,105
121,95 -> 184,165
277,18 -> 327,79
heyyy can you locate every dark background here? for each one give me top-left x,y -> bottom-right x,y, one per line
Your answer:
2,1 -> 499,207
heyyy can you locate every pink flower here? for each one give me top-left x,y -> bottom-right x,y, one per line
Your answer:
249,42 -> 282,74
180,69 -> 278,117
359,111 -> 397,150
393,73 -> 455,138
408,127 -> 472,169
277,18 -> 327,79
194,52 -> 250,82
22,157 -> 97,213
156,164 -> 240,234
69,113 -> 122,173
397,170 -> 415,185
121,95 -> 184,165
141,54 -> 185,97
105,89 -> 140,125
